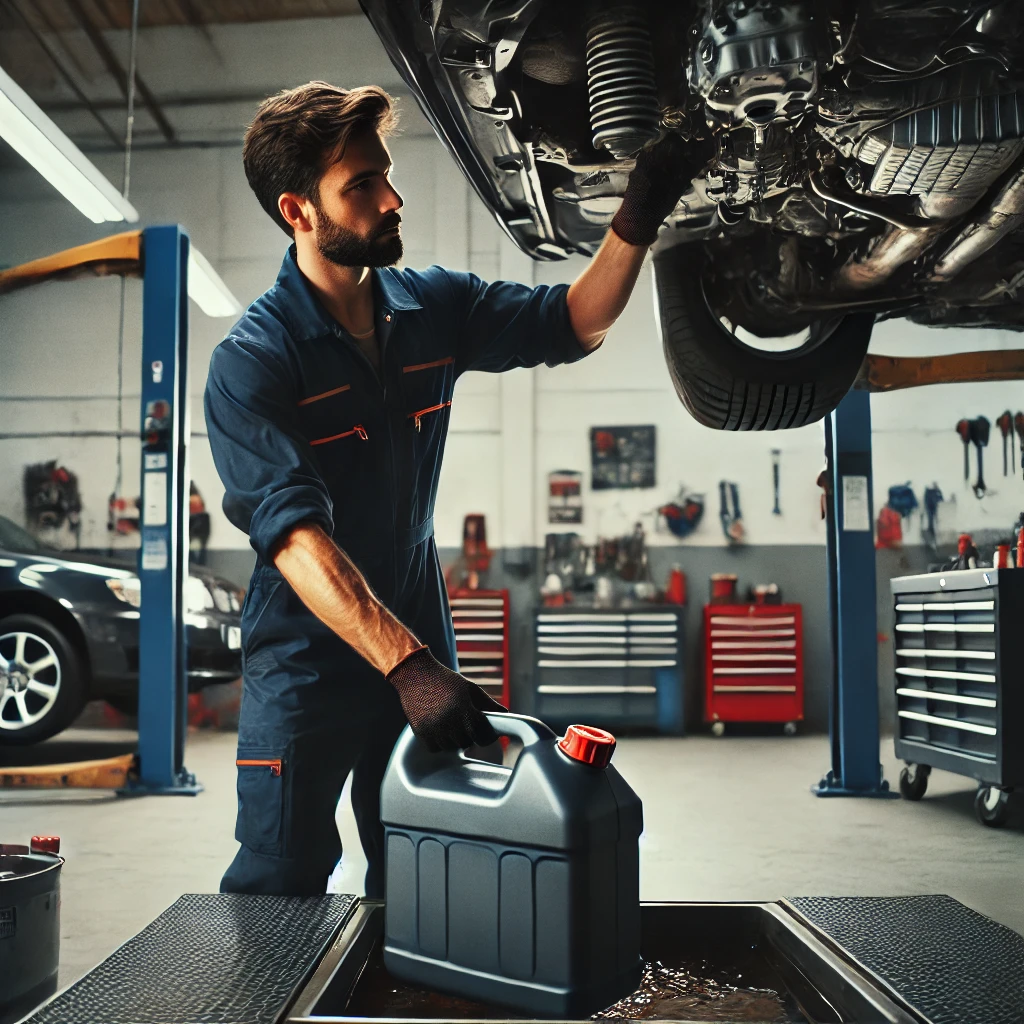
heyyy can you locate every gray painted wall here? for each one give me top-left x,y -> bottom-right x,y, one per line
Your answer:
193,542 -> 940,735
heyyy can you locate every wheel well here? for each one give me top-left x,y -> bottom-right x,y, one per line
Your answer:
0,591 -> 93,690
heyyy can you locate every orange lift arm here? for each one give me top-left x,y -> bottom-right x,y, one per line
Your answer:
0,230 -> 142,295
856,349 -> 1024,392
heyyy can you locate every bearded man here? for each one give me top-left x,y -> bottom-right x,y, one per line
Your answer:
205,82 -> 691,896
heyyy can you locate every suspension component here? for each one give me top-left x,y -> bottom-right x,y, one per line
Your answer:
585,4 -> 660,159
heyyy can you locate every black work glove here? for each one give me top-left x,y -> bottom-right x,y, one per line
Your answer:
386,646 -> 506,752
611,133 -> 698,247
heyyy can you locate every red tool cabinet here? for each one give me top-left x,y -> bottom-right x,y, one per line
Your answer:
703,603 -> 804,735
450,589 -> 511,709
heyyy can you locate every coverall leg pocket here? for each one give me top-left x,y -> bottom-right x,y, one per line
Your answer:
234,745 -> 288,857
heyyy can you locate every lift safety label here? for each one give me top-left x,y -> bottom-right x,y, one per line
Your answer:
142,535 -> 168,572
144,471 -> 168,527
842,475 -> 870,532
0,907 -> 14,939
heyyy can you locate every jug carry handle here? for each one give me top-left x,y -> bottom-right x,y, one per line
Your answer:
390,713 -> 558,791
481,711 -> 555,749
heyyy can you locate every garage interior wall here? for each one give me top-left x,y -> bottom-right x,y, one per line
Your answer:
3,15 -> 1024,731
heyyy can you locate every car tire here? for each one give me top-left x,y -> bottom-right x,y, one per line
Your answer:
652,243 -> 875,430
0,614 -> 87,745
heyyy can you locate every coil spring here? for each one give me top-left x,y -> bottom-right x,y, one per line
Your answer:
585,4 -> 660,159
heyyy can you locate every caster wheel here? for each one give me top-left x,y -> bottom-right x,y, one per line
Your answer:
783,721 -> 797,737
975,786 -> 1011,827
711,721 -> 725,737
899,763 -> 930,801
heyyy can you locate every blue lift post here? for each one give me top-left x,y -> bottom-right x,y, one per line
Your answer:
125,225 -> 202,795
816,389 -> 895,797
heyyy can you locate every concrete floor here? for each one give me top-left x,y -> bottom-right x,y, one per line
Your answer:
2,725 -> 1022,992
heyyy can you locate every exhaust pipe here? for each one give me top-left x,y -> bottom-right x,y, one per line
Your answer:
931,167 -> 1024,282
833,192 -> 979,294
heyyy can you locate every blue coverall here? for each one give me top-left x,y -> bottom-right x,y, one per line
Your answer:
205,246 -> 587,897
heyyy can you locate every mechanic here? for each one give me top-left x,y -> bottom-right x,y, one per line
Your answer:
205,81 -> 692,897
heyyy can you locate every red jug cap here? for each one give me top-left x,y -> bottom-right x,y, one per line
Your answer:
558,725 -> 616,768
30,836 -> 60,855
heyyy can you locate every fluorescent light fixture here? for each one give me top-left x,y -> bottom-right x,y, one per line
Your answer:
0,64 -> 138,224
188,247 -> 242,318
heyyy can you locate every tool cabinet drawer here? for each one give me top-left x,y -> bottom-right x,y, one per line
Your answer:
891,569 -> 1024,787
451,591 -> 509,710
532,609 -> 684,734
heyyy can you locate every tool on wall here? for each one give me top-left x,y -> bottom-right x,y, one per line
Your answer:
922,484 -> 944,552
771,449 -> 782,515
877,484 -> 918,550
23,461 -> 82,547
616,522 -> 650,582
875,505 -> 903,549
887,483 -> 918,519
956,418 -> 971,480
658,485 -> 705,538
969,416 -> 990,498
718,481 -> 744,545
1016,412 -> 1024,479
997,411 -> 1014,477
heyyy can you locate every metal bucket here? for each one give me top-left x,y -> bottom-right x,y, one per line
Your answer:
0,849 -> 62,1024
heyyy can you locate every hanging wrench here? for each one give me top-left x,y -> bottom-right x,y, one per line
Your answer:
969,416 -> 990,499
771,449 -> 782,515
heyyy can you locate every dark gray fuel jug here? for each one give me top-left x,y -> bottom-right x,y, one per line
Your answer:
381,712 -> 643,1017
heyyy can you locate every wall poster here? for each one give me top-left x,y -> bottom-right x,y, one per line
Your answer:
548,470 -> 583,524
590,425 -> 656,490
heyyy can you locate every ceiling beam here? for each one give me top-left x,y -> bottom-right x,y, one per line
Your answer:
64,0 -> 177,144
2,0 -> 123,148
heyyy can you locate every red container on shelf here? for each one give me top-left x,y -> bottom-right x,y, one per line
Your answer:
709,573 -> 738,604
703,603 -> 804,731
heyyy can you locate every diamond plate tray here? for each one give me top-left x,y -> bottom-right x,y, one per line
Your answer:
786,895 -> 1024,1024
23,893 -> 356,1024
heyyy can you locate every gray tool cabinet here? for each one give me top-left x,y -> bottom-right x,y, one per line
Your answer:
531,608 -> 685,734
890,567 -> 1024,825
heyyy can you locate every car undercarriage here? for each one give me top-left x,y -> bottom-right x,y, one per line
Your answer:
362,1 -> 1024,428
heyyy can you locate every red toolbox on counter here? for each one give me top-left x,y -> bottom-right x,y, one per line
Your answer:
703,603 -> 804,735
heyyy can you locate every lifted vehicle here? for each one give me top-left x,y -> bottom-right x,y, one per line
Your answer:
362,0 -> 1024,429
0,516 -> 242,745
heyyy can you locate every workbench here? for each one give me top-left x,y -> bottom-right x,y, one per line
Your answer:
15,892 -> 1024,1023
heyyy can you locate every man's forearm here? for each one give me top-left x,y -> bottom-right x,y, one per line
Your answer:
272,523 -> 421,674
565,229 -> 648,352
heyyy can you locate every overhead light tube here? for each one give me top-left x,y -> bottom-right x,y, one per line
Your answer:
0,64 -> 138,224
188,246 -> 242,319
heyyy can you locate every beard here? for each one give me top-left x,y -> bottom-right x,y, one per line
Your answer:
314,207 -> 404,268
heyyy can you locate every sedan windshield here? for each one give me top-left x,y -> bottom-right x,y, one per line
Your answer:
0,516 -> 49,554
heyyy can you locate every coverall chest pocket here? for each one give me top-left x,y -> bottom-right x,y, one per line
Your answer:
296,384 -> 371,518
401,356 -> 454,433
235,746 -> 288,857
296,383 -> 366,447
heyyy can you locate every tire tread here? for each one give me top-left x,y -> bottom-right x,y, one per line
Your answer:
654,246 -> 874,431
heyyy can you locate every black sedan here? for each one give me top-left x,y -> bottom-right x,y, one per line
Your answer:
0,515 -> 243,745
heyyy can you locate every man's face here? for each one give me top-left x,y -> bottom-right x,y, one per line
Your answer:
310,128 -> 404,268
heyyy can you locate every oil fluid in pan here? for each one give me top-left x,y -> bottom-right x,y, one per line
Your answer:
594,959 -> 806,1022
381,713 -> 643,1018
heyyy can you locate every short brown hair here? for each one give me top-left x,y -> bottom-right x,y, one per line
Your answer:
243,82 -> 398,236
